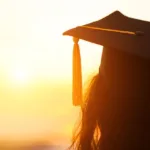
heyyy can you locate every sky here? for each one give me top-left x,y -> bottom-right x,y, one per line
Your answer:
0,0 -> 150,147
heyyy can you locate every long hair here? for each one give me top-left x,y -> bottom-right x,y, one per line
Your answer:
68,69 -> 150,150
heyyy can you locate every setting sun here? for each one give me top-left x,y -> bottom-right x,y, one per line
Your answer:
12,69 -> 29,84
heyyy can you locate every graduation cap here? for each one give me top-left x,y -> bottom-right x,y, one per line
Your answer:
63,11 -> 150,106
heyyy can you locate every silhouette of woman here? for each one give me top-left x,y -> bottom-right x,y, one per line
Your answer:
63,11 -> 150,150
69,47 -> 150,150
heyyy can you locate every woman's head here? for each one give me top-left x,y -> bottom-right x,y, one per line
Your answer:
69,47 -> 150,150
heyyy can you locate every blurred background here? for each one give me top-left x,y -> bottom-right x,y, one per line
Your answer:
0,0 -> 150,149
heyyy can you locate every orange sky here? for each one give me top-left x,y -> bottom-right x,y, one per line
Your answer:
0,0 -> 150,146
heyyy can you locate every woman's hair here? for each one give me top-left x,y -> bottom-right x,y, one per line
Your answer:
68,72 -> 150,150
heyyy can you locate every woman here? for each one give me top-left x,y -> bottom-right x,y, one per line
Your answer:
63,11 -> 150,150
70,47 -> 150,150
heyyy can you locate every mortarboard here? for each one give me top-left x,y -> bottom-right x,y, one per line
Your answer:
63,11 -> 150,106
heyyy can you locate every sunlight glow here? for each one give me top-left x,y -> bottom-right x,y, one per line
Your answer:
0,0 -> 149,147
12,69 -> 29,84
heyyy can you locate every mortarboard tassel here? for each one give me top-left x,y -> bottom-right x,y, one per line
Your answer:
72,37 -> 82,106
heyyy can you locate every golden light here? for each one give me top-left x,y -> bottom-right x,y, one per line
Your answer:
11,68 -> 30,85
14,70 -> 27,82
0,0 -> 149,148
